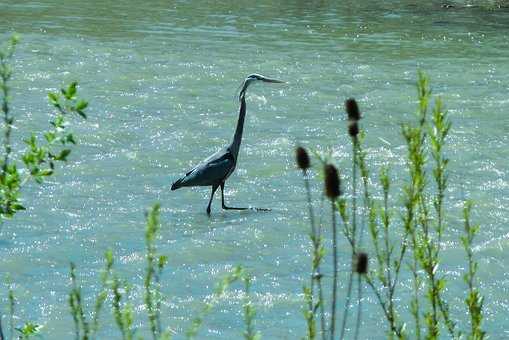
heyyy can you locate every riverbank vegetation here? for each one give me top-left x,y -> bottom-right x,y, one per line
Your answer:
297,73 -> 484,340
0,35 -> 485,339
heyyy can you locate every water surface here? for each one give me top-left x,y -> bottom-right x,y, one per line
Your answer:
1,0 -> 508,338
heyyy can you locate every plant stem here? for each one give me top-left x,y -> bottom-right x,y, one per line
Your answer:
462,201 -> 485,339
329,200 -> 338,340
0,45 -> 13,174
339,266 -> 353,340
351,139 -> 358,245
186,267 -> 244,339
339,138 -> 358,340
7,281 -> 14,340
302,169 -> 326,340
364,276 -> 404,338
354,275 -> 362,340
303,170 -> 316,338
145,204 -> 163,340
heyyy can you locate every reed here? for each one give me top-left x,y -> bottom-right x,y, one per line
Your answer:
339,98 -> 363,340
323,164 -> 341,339
296,146 -> 326,340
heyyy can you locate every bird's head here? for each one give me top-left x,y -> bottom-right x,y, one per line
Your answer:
239,73 -> 284,100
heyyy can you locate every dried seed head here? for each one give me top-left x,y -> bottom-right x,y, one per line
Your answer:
295,146 -> 310,170
324,164 -> 341,199
345,98 -> 361,121
355,252 -> 368,274
348,121 -> 359,137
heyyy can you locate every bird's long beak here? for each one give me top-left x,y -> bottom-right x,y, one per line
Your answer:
238,75 -> 285,101
260,76 -> 285,83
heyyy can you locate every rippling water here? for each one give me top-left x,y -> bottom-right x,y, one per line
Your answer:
1,0 -> 508,338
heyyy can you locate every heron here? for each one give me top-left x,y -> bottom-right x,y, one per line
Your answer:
171,74 -> 284,215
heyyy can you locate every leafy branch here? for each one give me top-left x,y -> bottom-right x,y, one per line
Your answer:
0,35 -> 88,222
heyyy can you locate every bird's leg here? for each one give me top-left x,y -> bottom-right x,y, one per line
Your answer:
220,183 -> 247,210
206,185 -> 219,215
220,183 -> 270,211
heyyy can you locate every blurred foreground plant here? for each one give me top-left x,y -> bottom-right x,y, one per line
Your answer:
68,203 -> 258,340
0,34 -> 88,340
0,35 -> 88,225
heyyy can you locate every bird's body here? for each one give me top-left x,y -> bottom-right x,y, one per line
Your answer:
171,74 -> 283,214
171,146 -> 236,189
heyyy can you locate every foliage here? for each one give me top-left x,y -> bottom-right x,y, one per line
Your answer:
0,34 -> 88,340
15,322 -> 42,339
297,72 -> 485,340
462,201 -> 485,340
242,276 -> 261,340
0,35 -> 88,224
66,204 -> 256,340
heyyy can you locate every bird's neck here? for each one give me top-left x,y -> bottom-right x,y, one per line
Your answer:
230,94 -> 246,158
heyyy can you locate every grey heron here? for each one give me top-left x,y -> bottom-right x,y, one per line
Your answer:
171,74 -> 284,215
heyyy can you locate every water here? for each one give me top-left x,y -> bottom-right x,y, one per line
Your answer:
1,0 -> 508,338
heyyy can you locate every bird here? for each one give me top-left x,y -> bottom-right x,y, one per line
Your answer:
171,74 -> 284,215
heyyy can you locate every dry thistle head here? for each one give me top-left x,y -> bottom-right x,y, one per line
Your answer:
348,121 -> 359,137
295,146 -> 310,170
355,252 -> 368,274
345,98 -> 361,121
324,164 -> 341,199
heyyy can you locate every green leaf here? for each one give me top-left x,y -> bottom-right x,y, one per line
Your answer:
55,149 -> 71,161
24,134 -> 36,147
76,109 -> 87,119
48,92 -> 59,105
75,99 -> 88,111
66,133 -> 76,144
158,255 -> 168,269
51,114 -> 65,129
105,249 -> 114,266
11,203 -> 26,211
63,81 -> 78,99
44,131 -> 56,143
16,322 -> 42,336
40,169 -> 53,176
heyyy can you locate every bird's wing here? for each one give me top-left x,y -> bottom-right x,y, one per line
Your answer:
176,149 -> 234,187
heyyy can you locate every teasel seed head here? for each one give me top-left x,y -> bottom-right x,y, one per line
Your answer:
345,98 -> 361,121
348,121 -> 359,137
295,146 -> 310,170
324,164 -> 341,199
355,252 -> 368,274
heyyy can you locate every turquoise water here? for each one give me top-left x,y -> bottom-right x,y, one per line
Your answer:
1,0 -> 509,338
